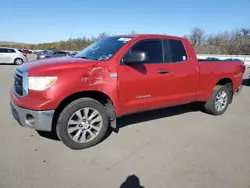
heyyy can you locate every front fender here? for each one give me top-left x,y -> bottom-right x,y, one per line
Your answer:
54,65 -> 119,113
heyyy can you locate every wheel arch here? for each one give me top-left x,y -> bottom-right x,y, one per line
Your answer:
52,90 -> 117,131
215,78 -> 233,103
215,78 -> 233,87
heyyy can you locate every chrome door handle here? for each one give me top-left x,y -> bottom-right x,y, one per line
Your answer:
158,69 -> 169,74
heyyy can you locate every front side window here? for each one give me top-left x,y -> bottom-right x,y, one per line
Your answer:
126,39 -> 163,64
75,36 -> 133,61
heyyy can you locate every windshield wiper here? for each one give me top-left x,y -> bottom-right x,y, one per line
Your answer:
77,56 -> 90,59
77,56 -> 97,61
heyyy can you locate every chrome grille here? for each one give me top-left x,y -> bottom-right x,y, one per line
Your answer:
14,71 -> 23,96
13,66 -> 28,97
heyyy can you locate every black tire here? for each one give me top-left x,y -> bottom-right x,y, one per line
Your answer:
204,85 -> 231,115
56,98 -> 109,150
14,58 -> 23,65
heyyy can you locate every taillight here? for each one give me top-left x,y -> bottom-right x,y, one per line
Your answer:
240,64 -> 245,73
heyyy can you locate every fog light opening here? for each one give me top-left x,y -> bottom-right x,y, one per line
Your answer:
26,114 -> 35,125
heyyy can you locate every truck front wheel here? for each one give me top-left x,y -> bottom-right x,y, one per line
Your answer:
56,98 -> 109,150
204,85 -> 231,115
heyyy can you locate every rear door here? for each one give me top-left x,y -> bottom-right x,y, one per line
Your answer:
159,38 -> 199,105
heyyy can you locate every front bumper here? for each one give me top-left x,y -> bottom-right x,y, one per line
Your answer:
10,100 -> 55,132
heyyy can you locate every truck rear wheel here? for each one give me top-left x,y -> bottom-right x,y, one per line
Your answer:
204,85 -> 231,115
56,98 -> 109,150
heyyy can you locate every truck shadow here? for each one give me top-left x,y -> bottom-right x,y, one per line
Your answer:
36,103 -> 201,142
116,103 -> 199,131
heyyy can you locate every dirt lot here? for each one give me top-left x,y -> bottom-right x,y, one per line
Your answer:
0,64 -> 250,188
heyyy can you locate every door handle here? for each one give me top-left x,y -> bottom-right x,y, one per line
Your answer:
158,69 -> 169,74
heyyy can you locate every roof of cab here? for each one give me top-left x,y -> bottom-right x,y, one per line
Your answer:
112,34 -> 185,40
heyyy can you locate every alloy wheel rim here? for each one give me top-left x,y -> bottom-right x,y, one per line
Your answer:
67,108 -> 103,143
215,90 -> 228,112
16,59 -> 23,64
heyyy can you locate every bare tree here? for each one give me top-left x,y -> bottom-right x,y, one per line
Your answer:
97,32 -> 109,40
187,27 -> 205,47
1,27 -> 249,54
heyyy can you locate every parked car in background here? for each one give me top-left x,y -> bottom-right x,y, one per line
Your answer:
36,50 -> 50,59
66,51 -> 78,57
0,47 -> 28,65
70,51 -> 78,56
206,57 -> 220,61
22,49 -> 32,54
225,58 -> 244,64
37,50 -> 68,59
10,34 -> 245,150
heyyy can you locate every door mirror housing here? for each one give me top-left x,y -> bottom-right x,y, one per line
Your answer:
123,51 -> 148,64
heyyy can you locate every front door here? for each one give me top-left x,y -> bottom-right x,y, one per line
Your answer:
117,38 -> 170,115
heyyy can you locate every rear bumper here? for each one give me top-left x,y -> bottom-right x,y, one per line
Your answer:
10,99 -> 54,132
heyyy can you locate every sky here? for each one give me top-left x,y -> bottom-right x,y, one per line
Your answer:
1,0 -> 249,44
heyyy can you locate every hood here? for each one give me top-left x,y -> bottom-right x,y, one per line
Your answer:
22,57 -> 98,74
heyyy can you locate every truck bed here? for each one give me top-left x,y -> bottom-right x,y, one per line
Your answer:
195,60 -> 244,101
198,59 -> 243,63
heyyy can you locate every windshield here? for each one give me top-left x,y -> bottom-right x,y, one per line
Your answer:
75,36 -> 133,61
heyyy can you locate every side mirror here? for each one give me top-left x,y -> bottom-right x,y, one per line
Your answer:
123,51 -> 148,64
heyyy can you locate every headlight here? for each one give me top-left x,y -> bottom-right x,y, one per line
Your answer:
28,76 -> 57,91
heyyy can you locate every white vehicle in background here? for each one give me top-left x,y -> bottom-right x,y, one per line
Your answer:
0,47 -> 28,65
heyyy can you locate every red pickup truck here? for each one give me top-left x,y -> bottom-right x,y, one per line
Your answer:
10,34 -> 245,150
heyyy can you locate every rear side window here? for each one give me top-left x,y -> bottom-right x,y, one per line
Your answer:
169,39 -> 187,62
8,49 -> 16,53
129,39 -> 163,64
163,39 -> 187,63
